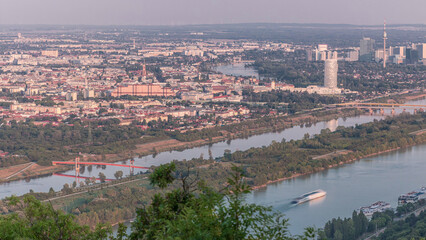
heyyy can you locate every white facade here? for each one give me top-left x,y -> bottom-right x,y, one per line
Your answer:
324,59 -> 338,88
318,44 -> 328,52
83,89 -> 95,99
66,92 -> 78,101
417,43 -> 426,59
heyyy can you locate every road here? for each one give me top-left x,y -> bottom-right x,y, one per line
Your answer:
5,162 -> 35,180
364,228 -> 386,240
363,205 -> 426,240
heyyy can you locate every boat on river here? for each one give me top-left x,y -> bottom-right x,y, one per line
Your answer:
398,187 -> 426,205
359,201 -> 391,217
291,189 -> 327,205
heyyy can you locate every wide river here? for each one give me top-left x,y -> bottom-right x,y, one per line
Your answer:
1,64 -> 425,235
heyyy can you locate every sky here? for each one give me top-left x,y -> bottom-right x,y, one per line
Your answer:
0,0 -> 425,26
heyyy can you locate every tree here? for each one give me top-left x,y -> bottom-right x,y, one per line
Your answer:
90,176 -> 97,185
112,223 -> 128,240
0,195 -> 111,239
129,163 -> 307,240
61,183 -> 73,194
48,187 -> 55,197
114,170 -> 123,180
98,172 -> 106,183
85,177 -> 91,186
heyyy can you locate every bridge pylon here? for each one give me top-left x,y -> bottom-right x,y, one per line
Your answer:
75,156 -> 80,185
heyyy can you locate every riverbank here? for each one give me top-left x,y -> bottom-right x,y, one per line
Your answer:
0,163 -> 71,183
5,111 -> 424,230
60,123 -> 426,230
0,107 -> 363,184
3,89 -> 425,185
250,141 -> 426,191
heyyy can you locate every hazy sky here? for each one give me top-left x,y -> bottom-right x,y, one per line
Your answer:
1,0 -> 425,26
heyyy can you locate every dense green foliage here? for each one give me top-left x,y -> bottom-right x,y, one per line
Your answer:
320,211 -> 369,240
0,121 -> 149,166
243,90 -> 340,113
379,211 -> 426,240
0,195 -> 111,240
0,165 -> 318,240
30,112 -> 425,229
320,210 -> 394,240
221,113 -> 426,186
165,127 -> 224,142
130,163 -> 316,240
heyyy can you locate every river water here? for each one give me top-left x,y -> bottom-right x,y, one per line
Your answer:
0,114 -> 390,199
1,64 -> 425,235
246,143 -> 426,235
216,63 -> 259,79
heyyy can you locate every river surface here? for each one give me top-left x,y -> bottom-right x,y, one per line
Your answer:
2,64 -> 426,235
246,143 -> 426,235
113,141 -> 426,236
0,114 -> 391,199
215,63 -> 259,78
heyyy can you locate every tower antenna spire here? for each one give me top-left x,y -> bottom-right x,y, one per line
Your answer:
383,19 -> 387,68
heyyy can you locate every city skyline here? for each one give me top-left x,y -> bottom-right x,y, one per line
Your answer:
0,0 -> 425,26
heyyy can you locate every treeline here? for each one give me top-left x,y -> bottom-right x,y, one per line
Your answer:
79,112 -> 426,229
6,112 -> 423,230
73,183 -> 153,228
252,60 -> 324,87
165,127 -> 223,142
219,112 -> 426,187
396,199 -> 426,217
320,210 -> 394,239
0,165 -> 316,239
379,210 -> 426,240
0,106 -> 355,167
243,89 -> 341,113
0,121 -> 148,166
320,200 -> 426,240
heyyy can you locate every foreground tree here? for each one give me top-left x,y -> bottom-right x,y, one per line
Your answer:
99,172 -> 106,183
0,164 -> 317,239
130,162 -> 315,240
114,170 -> 124,180
0,195 -> 111,240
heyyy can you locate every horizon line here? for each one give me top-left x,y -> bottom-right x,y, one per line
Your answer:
0,22 -> 425,28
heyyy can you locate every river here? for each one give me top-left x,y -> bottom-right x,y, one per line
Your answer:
0,113 -> 392,199
215,63 -> 259,79
246,143 -> 426,235
217,63 -> 426,234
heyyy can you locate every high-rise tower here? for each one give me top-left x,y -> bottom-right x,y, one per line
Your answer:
383,20 -> 387,68
324,59 -> 338,89
360,37 -> 375,62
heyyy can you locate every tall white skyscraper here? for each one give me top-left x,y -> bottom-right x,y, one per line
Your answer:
383,20 -> 387,68
418,43 -> 426,60
324,59 -> 338,88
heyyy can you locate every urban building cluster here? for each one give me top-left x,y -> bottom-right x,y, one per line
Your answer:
307,39 -> 426,65
0,28 -> 421,129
